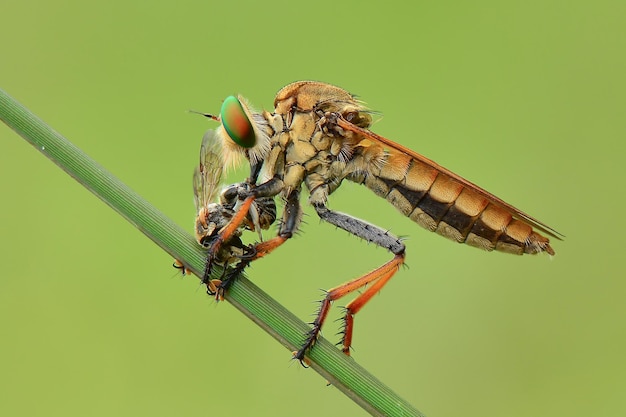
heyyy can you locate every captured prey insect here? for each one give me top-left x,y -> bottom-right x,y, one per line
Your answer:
194,81 -> 562,363
180,127 -> 276,295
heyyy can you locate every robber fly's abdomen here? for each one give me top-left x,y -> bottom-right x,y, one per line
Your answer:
349,157 -> 554,256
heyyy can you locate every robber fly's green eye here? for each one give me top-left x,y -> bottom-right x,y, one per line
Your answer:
220,96 -> 256,148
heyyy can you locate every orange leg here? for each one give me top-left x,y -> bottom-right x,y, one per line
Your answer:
214,234 -> 290,300
214,189 -> 302,297
248,236 -> 288,259
293,252 -> 405,362
295,202 -> 406,362
239,187 -> 301,262
203,196 -> 255,288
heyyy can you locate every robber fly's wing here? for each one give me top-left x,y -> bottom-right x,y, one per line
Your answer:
193,129 -> 225,213
336,117 -> 563,240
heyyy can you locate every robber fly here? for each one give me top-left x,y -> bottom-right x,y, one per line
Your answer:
196,81 -> 562,362
179,128 -> 276,294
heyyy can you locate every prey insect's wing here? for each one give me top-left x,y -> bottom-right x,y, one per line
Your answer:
336,117 -> 564,240
194,129 -> 225,212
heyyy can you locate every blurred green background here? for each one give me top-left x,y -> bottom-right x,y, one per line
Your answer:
1,1 -> 624,416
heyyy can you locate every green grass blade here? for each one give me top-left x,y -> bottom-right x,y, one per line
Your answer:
0,87 -> 425,417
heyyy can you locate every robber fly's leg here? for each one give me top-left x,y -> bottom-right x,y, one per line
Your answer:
214,239 -> 257,297
293,202 -> 406,362
246,188 -> 302,260
219,257 -> 253,294
203,196 -> 256,286
201,164 -> 273,286
217,264 -> 247,295
217,189 -> 299,298
248,158 -> 264,185
205,176 -> 286,295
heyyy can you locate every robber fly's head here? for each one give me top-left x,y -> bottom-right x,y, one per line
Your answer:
216,95 -> 271,170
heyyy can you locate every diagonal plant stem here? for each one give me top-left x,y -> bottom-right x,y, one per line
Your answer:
0,87 -> 425,417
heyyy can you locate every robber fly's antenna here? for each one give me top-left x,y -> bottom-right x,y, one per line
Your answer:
188,110 -> 220,121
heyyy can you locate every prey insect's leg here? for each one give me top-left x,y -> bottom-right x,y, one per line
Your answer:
172,259 -> 189,275
294,203 -> 406,362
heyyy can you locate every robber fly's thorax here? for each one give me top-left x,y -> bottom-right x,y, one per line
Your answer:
263,85 -> 375,204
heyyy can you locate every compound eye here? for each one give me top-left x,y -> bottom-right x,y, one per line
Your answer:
220,96 -> 256,148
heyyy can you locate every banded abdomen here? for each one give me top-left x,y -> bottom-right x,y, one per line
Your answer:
347,149 -> 555,256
